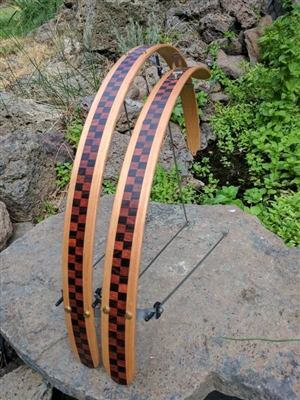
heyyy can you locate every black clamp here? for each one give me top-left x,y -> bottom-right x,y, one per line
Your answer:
92,288 -> 102,308
144,301 -> 163,322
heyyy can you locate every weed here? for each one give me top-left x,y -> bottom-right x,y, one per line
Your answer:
114,12 -> 161,54
202,5 -> 300,246
4,0 -> 62,37
151,165 -> 198,204
171,91 -> 208,132
55,162 -> 72,188
65,109 -> 84,148
102,179 -> 117,195
35,200 -> 57,223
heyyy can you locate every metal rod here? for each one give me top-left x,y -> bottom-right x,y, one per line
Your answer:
93,253 -> 105,268
139,222 -> 189,278
123,100 -> 132,136
160,231 -> 228,306
168,123 -> 189,223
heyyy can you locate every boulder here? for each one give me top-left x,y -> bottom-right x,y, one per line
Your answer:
215,38 -> 244,56
0,130 -> 56,222
244,15 -> 273,64
0,92 -> 60,138
0,201 -> 13,251
221,0 -> 261,28
216,49 -> 248,78
0,365 -> 52,400
0,92 -> 61,222
200,122 -> 216,150
200,13 -> 236,34
1,196 -> 299,399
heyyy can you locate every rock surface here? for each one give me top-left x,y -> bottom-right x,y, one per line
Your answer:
244,15 -> 273,64
0,201 -> 13,251
1,195 -> 299,400
0,365 -> 52,400
0,92 -> 60,222
0,130 -> 56,222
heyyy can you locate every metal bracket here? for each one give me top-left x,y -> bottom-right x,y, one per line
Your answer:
149,54 -> 165,78
137,302 -> 164,321
92,288 -> 102,309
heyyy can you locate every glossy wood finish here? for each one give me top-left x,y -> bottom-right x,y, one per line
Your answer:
61,45 -> 207,368
101,66 -> 211,384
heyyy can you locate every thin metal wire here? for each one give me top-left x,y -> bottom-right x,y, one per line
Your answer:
123,100 -> 132,136
160,230 -> 228,306
168,123 -> 189,223
93,253 -> 105,268
139,222 -> 188,278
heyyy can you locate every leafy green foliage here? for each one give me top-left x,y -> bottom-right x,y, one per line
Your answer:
65,119 -> 83,149
35,200 -> 57,223
260,192 -> 300,247
171,91 -> 208,132
3,0 -> 62,37
151,165 -> 198,204
55,162 -> 72,188
198,5 -> 300,246
102,179 -> 117,195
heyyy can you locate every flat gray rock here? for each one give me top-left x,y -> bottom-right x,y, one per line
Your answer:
1,195 -> 299,400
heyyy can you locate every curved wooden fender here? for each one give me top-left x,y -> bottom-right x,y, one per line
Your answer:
101,66 -> 211,385
61,44 -> 209,369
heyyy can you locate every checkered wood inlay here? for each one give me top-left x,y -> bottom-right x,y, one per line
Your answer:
66,45 -> 151,367
108,76 -> 179,384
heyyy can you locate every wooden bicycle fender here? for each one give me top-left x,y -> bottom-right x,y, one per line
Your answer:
61,44 -> 205,368
101,66 -> 210,384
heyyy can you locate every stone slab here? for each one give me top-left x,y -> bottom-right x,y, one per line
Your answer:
1,195 -> 299,400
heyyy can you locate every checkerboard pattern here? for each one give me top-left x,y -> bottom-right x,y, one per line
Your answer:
108,77 -> 178,384
66,45 -> 151,368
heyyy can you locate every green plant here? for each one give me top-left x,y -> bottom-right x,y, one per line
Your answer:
224,30 -> 236,39
0,6 -> 23,38
102,179 -> 117,195
171,91 -> 208,131
260,191 -> 300,247
200,5 -> 300,246
65,112 -> 84,149
55,162 -> 72,188
191,157 -> 211,177
114,12 -> 161,53
35,200 -> 57,223
151,165 -> 198,204
3,0 -> 62,37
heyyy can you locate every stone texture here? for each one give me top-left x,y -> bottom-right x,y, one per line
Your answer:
1,195 -> 299,400
158,122 -> 194,176
0,130 -> 56,222
244,15 -> 273,64
200,13 -> 236,34
0,92 -> 60,221
0,365 -> 52,400
216,49 -> 248,78
7,222 -> 34,247
215,38 -> 244,56
221,0 -> 261,28
0,201 -> 13,251
200,122 -> 216,150
0,92 -> 60,138
40,131 -> 74,165
76,0 -> 163,51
